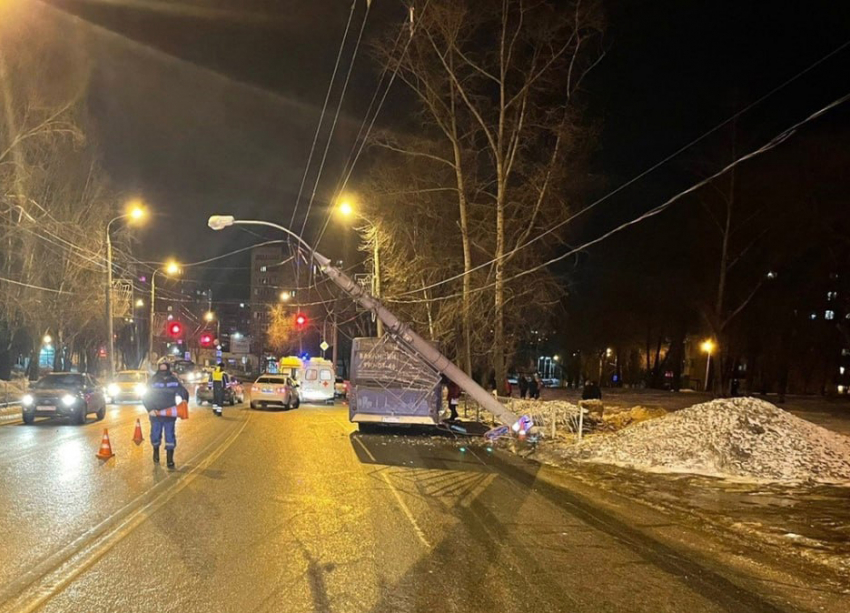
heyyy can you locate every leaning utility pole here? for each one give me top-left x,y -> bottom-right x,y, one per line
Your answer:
208,217 -> 519,427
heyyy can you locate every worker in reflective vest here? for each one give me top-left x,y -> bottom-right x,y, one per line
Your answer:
212,363 -> 225,416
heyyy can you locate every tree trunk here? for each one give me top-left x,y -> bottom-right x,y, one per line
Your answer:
493,169 -> 507,395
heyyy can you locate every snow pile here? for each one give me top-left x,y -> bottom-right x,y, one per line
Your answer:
569,397 -> 850,482
601,405 -> 667,431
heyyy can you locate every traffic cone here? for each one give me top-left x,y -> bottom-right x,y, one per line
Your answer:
132,419 -> 144,445
96,428 -> 115,460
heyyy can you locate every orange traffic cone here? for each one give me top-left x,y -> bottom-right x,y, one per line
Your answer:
96,428 -> 115,460
132,419 -> 144,445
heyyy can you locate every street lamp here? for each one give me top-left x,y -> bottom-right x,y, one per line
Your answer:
336,198 -> 383,337
279,291 -> 291,302
148,259 -> 180,365
105,202 -> 147,378
42,335 -> 52,345
207,214 -> 522,428
204,310 -> 220,343
701,339 -> 715,392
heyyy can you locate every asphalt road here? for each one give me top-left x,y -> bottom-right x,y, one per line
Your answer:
0,401 -> 843,612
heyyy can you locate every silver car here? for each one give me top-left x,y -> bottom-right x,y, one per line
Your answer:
249,374 -> 300,410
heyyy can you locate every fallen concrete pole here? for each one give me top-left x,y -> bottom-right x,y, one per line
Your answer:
314,252 -> 520,428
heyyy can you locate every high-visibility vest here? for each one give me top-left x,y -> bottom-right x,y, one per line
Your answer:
212,370 -> 224,382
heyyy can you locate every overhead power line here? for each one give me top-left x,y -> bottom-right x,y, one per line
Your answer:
289,0 -> 359,230
387,91 -> 850,304
388,38 -> 850,299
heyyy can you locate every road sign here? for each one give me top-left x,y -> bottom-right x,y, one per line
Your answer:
320,341 -> 329,352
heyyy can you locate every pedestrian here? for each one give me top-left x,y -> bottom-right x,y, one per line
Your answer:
518,375 -> 529,399
445,377 -> 461,420
143,362 -> 189,468
582,380 -> 602,400
212,362 -> 225,416
528,374 -> 540,400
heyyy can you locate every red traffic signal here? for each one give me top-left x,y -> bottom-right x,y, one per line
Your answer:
199,333 -> 213,347
167,322 -> 183,338
295,313 -> 307,329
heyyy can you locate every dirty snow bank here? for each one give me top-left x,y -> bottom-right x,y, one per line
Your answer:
566,397 -> 850,482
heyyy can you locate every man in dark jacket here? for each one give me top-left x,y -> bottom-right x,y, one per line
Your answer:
518,375 -> 529,399
143,362 -> 189,468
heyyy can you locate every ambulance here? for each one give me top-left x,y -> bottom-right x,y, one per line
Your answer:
277,356 -> 336,404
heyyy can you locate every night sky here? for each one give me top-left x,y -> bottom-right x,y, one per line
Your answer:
41,0 -> 850,300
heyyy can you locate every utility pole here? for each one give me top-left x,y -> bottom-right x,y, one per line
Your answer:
209,216 -> 521,428
373,233 -> 383,337
332,311 -> 339,374
105,230 -> 115,378
149,272 -> 157,366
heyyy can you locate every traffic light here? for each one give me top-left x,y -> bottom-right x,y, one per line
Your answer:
199,333 -> 213,347
167,321 -> 183,338
295,313 -> 307,329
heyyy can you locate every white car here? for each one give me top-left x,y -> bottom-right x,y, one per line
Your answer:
249,375 -> 300,410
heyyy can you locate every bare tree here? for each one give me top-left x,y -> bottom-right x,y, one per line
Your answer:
266,304 -> 299,356
372,0 -> 603,389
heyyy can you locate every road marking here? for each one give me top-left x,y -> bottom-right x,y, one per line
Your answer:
0,411 -> 252,613
353,436 -> 431,549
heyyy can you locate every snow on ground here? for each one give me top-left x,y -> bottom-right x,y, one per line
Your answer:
562,397 -> 850,483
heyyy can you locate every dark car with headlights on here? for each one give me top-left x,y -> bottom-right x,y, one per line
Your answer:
21,373 -> 107,425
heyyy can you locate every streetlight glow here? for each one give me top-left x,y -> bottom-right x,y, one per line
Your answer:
701,339 -> 715,354
339,200 -> 353,217
165,260 -> 180,275
135,298 -> 144,308
43,335 -> 52,345
280,291 -> 291,302
205,311 -> 215,322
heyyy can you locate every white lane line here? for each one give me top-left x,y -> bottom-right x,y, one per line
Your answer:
0,411 -> 251,613
353,435 -> 431,549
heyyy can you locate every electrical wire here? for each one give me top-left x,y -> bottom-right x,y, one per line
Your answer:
288,0 -> 359,230
376,37 -> 850,299
0,275 -> 74,294
298,0 -> 373,239
312,0 -> 432,250
386,91 -> 850,304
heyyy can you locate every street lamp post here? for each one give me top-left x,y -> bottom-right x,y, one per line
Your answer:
207,214 -> 520,428
701,339 -> 715,392
148,260 -> 180,365
105,204 -> 146,379
337,199 -> 383,337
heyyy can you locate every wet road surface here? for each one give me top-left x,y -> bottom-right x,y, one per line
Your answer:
0,402 -> 846,612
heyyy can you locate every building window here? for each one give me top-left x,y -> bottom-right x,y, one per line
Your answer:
827,291 -> 837,301
825,310 -> 835,320
809,312 -> 817,320
260,266 -> 267,272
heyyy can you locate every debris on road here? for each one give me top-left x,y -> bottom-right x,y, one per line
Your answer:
564,397 -> 850,483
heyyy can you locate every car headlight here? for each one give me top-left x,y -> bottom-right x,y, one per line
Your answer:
62,394 -> 77,407
22,394 -> 34,407
107,384 -> 120,397
135,383 -> 147,396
